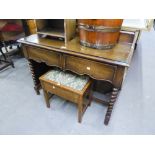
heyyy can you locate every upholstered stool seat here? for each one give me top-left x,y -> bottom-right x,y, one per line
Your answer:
39,69 -> 93,123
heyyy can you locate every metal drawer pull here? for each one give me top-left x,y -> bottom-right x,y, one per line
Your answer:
86,67 -> 90,70
52,86 -> 56,89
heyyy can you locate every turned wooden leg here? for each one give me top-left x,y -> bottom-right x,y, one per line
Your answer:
43,90 -> 50,108
28,60 -> 40,95
104,87 -> 119,125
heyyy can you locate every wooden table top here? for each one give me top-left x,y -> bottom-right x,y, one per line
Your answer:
18,31 -> 136,67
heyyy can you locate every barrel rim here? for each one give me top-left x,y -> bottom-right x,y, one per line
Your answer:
78,23 -> 121,33
80,40 -> 116,50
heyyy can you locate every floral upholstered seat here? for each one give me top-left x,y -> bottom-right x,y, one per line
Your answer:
44,69 -> 89,91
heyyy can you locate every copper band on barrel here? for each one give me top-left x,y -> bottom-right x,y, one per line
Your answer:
78,24 -> 121,33
80,40 -> 115,50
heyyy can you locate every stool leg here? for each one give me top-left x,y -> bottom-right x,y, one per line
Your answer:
78,103 -> 83,123
43,90 -> 50,108
88,89 -> 93,106
78,95 -> 84,123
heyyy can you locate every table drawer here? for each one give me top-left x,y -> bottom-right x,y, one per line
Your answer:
64,55 -> 116,81
25,46 -> 61,67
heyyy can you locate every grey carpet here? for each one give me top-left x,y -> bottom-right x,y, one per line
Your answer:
0,29 -> 155,134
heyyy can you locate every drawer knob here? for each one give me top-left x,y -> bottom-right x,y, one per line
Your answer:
86,67 -> 90,70
52,86 -> 56,89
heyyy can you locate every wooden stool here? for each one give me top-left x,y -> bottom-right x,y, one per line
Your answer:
39,69 -> 93,123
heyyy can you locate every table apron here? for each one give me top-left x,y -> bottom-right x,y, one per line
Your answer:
22,45 -> 126,89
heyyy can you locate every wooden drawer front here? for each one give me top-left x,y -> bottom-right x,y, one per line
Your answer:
26,46 -> 61,67
65,56 -> 116,81
43,81 -> 80,104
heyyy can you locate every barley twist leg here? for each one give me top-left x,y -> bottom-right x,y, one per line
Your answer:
104,87 -> 119,125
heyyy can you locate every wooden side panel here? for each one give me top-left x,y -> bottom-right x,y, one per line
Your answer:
22,45 -> 28,58
65,19 -> 76,42
112,66 -> 126,88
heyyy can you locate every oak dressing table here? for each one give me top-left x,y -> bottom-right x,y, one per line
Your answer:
18,28 -> 139,125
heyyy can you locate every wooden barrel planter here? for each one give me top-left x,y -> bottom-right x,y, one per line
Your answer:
78,19 -> 123,50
